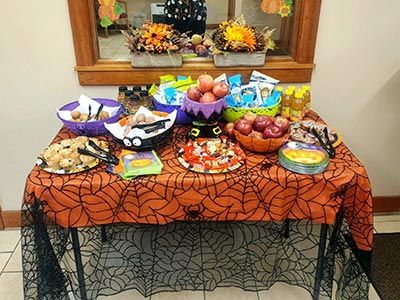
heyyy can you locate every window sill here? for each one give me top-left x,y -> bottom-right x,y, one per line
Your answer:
75,57 -> 315,86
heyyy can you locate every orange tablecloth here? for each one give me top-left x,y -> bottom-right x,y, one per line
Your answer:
24,111 -> 373,251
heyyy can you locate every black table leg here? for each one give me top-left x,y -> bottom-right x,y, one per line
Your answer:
312,223 -> 328,300
70,228 -> 88,300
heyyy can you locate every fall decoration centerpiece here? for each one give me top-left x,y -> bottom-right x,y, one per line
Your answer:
211,15 -> 275,67
122,21 -> 187,68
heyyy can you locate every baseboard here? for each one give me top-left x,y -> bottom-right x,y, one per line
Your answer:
0,210 -> 21,228
0,196 -> 399,229
373,196 -> 400,214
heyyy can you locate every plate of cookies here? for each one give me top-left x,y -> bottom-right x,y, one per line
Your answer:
37,136 -> 109,174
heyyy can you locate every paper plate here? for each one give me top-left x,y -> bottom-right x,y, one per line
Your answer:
178,137 -> 246,174
278,142 -> 330,174
37,138 -> 108,174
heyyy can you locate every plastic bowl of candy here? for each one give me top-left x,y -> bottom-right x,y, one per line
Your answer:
152,97 -> 193,124
57,98 -> 124,136
222,98 -> 281,123
181,95 -> 228,124
233,125 -> 290,153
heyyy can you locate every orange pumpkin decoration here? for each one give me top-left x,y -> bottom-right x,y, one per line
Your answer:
261,0 -> 286,14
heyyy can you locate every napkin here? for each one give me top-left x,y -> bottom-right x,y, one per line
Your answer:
58,94 -> 120,121
107,149 -> 163,179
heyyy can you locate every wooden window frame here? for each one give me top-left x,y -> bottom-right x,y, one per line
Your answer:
67,0 -> 321,86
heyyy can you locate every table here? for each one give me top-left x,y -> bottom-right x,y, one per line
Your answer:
21,111 -> 373,300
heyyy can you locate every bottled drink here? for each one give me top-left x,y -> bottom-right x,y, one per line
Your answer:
281,89 -> 293,118
301,85 -> 311,114
290,92 -> 305,122
274,86 -> 284,115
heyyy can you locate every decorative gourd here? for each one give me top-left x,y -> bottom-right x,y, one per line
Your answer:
261,0 -> 286,14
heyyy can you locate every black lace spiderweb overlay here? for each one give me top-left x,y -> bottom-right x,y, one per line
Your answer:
21,202 -> 370,300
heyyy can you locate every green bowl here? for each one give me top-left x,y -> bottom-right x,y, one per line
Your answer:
222,98 -> 281,122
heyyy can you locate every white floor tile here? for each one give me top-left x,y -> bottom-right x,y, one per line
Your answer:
369,284 -> 382,300
374,213 -> 400,223
153,290 -> 204,300
258,283 -> 312,300
205,287 -> 258,300
0,230 -> 20,252
0,272 -> 24,300
97,289 -> 150,299
373,220 -> 400,233
4,241 -> 21,272
0,253 -> 12,272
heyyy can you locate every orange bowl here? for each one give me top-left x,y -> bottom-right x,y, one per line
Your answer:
233,129 -> 290,153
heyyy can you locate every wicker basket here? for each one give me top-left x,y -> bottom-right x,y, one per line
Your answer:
57,98 -> 124,136
233,128 -> 290,153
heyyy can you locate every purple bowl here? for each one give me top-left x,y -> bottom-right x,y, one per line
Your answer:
152,97 -> 193,124
57,98 -> 124,136
180,96 -> 228,123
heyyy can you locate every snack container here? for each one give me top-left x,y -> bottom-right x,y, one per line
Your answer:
105,108 -> 177,151
233,127 -> 290,153
222,99 -> 281,122
181,96 -> 228,124
152,97 -> 193,124
57,97 -> 124,136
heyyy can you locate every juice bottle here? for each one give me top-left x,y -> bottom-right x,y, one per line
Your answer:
281,89 -> 293,118
301,85 -> 311,114
274,86 -> 284,114
290,92 -> 305,122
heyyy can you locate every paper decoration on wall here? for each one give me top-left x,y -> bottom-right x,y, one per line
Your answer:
261,0 -> 293,18
98,0 -> 124,28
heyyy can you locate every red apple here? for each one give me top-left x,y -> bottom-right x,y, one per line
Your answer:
263,124 -> 285,139
195,44 -> 208,57
249,130 -> 264,139
222,122 -> 235,138
197,74 -> 214,93
234,118 -> 253,136
199,91 -> 216,103
212,81 -> 230,98
274,116 -> 290,132
186,86 -> 202,101
253,115 -> 274,132
242,111 -> 258,125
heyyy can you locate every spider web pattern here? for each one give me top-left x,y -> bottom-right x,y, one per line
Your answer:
22,203 -> 370,300
22,111 -> 373,299
22,201 -> 368,300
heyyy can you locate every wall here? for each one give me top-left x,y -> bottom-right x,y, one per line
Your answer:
0,0 -> 399,210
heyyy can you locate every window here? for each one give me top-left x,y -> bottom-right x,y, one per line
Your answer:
67,0 -> 321,85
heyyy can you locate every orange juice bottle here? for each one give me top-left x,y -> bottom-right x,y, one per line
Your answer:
274,86 -> 284,114
301,85 -> 311,114
290,92 -> 305,122
281,89 -> 294,118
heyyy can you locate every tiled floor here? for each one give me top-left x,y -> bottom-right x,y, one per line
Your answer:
2,214 -> 399,300
98,32 -> 131,61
